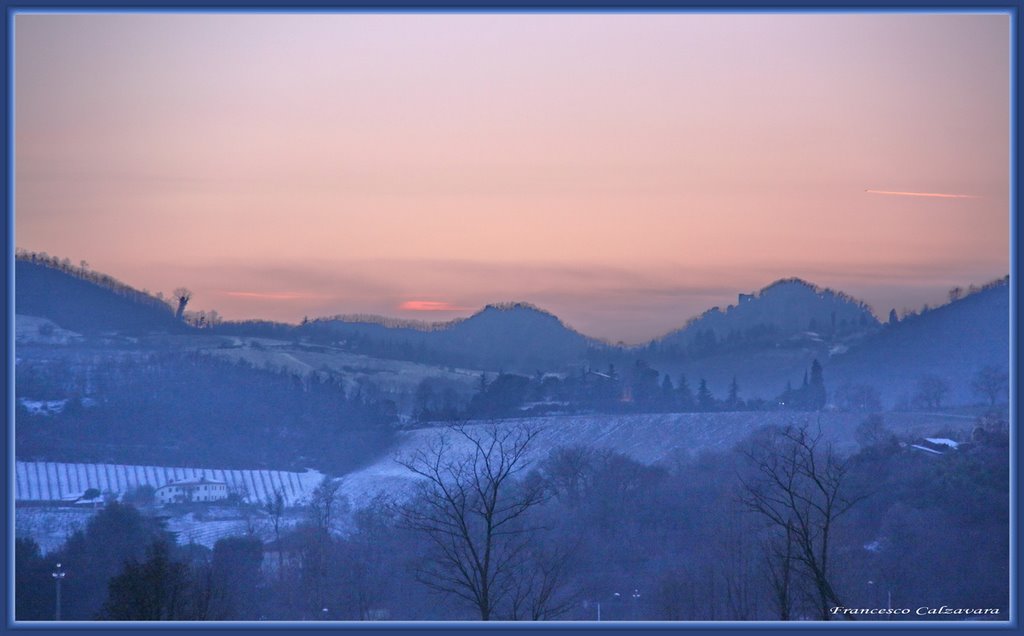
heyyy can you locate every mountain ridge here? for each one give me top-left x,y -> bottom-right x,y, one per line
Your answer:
14,253 -> 1009,395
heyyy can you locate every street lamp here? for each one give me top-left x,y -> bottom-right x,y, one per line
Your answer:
585,592 -> 621,621
868,579 -> 892,611
631,589 -> 641,621
51,563 -> 65,621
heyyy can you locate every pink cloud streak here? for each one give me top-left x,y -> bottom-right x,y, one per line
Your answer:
399,300 -> 472,312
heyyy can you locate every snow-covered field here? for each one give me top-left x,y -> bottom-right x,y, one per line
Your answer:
15,462 -> 327,554
338,410 -> 974,507
15,507 -> 94,555
14,461 -> 325,506
15,411 -> 972,552
15,314 -> 83,345
15,504 -> 314,554
339,411 -> 839,506
206,339 -> 480,402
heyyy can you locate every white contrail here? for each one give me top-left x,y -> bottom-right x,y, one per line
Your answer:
865,189 -> 979,199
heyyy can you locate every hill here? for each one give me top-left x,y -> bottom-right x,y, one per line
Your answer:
827,278 -> 1009,408
335,410 -> 978,508
15,254 -> 187,335
14,253 -> 1007,409
652,278 -> 879,357
301,302 -> 600,372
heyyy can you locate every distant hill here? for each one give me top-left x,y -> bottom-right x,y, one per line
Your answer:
301,302 -> 600,372
15,255 -> 188,335
298,281 -> 881,373
827,278 -> 1009,408
652,278 -> 879,357
15,253 -> 1008,409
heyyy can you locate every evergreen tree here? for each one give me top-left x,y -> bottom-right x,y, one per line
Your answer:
697,378 -> 716,412
727,376 -> 742,410
630,360 -> 660,407
413,380 -> 436,422
14,537 -> 52,620
208,536 -> 263,620
677,374 -> 696,412
778,380 -> 795,409
477,373 -> 490,394
660,374 -> 676,411
100,541 -> 190,620
49,502 -> 171,620
808,359 -> 827,410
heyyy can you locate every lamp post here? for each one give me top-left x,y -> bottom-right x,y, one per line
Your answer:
586,592 -> 622,621
51,563 -> 65,621
631,589 -> 641,621
868,579 -> 893,613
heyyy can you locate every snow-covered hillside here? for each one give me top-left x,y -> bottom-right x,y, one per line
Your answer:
15,462 -> 325,506
15,314 -> 83,345
338,410 -> 972,507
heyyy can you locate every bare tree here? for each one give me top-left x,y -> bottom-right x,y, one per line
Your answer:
506,539 -> 579,620
715,510 -> 761,620
760,521 -> 795,620
739,424 -> 865,620
854,414 -> 892,449
309,477 -> 344,532
396,422 -> 548,620
307,477 -> 345,614
914,374 -> 950,410
972,365 -> 1009,407
172,287 -> 192,321
264,490 -> 286,582
537,445 -> 596,508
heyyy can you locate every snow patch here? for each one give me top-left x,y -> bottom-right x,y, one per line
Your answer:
924,437 -> 959,448
19,399 -> 68,415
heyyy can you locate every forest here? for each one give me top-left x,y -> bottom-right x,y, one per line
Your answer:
15,412 -> 1008,622
15,352 -> 398,472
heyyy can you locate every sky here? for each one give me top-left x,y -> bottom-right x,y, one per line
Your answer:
15,13 -> 1011,344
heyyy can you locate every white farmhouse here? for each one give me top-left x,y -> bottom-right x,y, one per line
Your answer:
155,477 -> 228,504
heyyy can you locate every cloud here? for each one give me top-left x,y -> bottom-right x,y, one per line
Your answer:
398,300 -> 473,312
865,189 -> 980,199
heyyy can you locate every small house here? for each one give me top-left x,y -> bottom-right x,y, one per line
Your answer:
155,477 -> 228,504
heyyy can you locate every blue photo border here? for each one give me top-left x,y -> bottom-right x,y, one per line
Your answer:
1,3 -> 1019,635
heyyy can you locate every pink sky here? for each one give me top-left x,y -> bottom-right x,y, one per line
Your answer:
15,13 -> 1010,343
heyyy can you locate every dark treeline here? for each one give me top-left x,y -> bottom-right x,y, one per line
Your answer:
414,359 -> 832,422
416,359 -> 1006,423
16,414 -> 1008,621
15,352 -> 398,472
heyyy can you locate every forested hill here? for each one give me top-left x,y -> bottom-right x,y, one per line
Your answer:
651,278 -> 879,356
297,303 -> 601,372
827,277 -> 1010,407
15,254 -> 188,335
